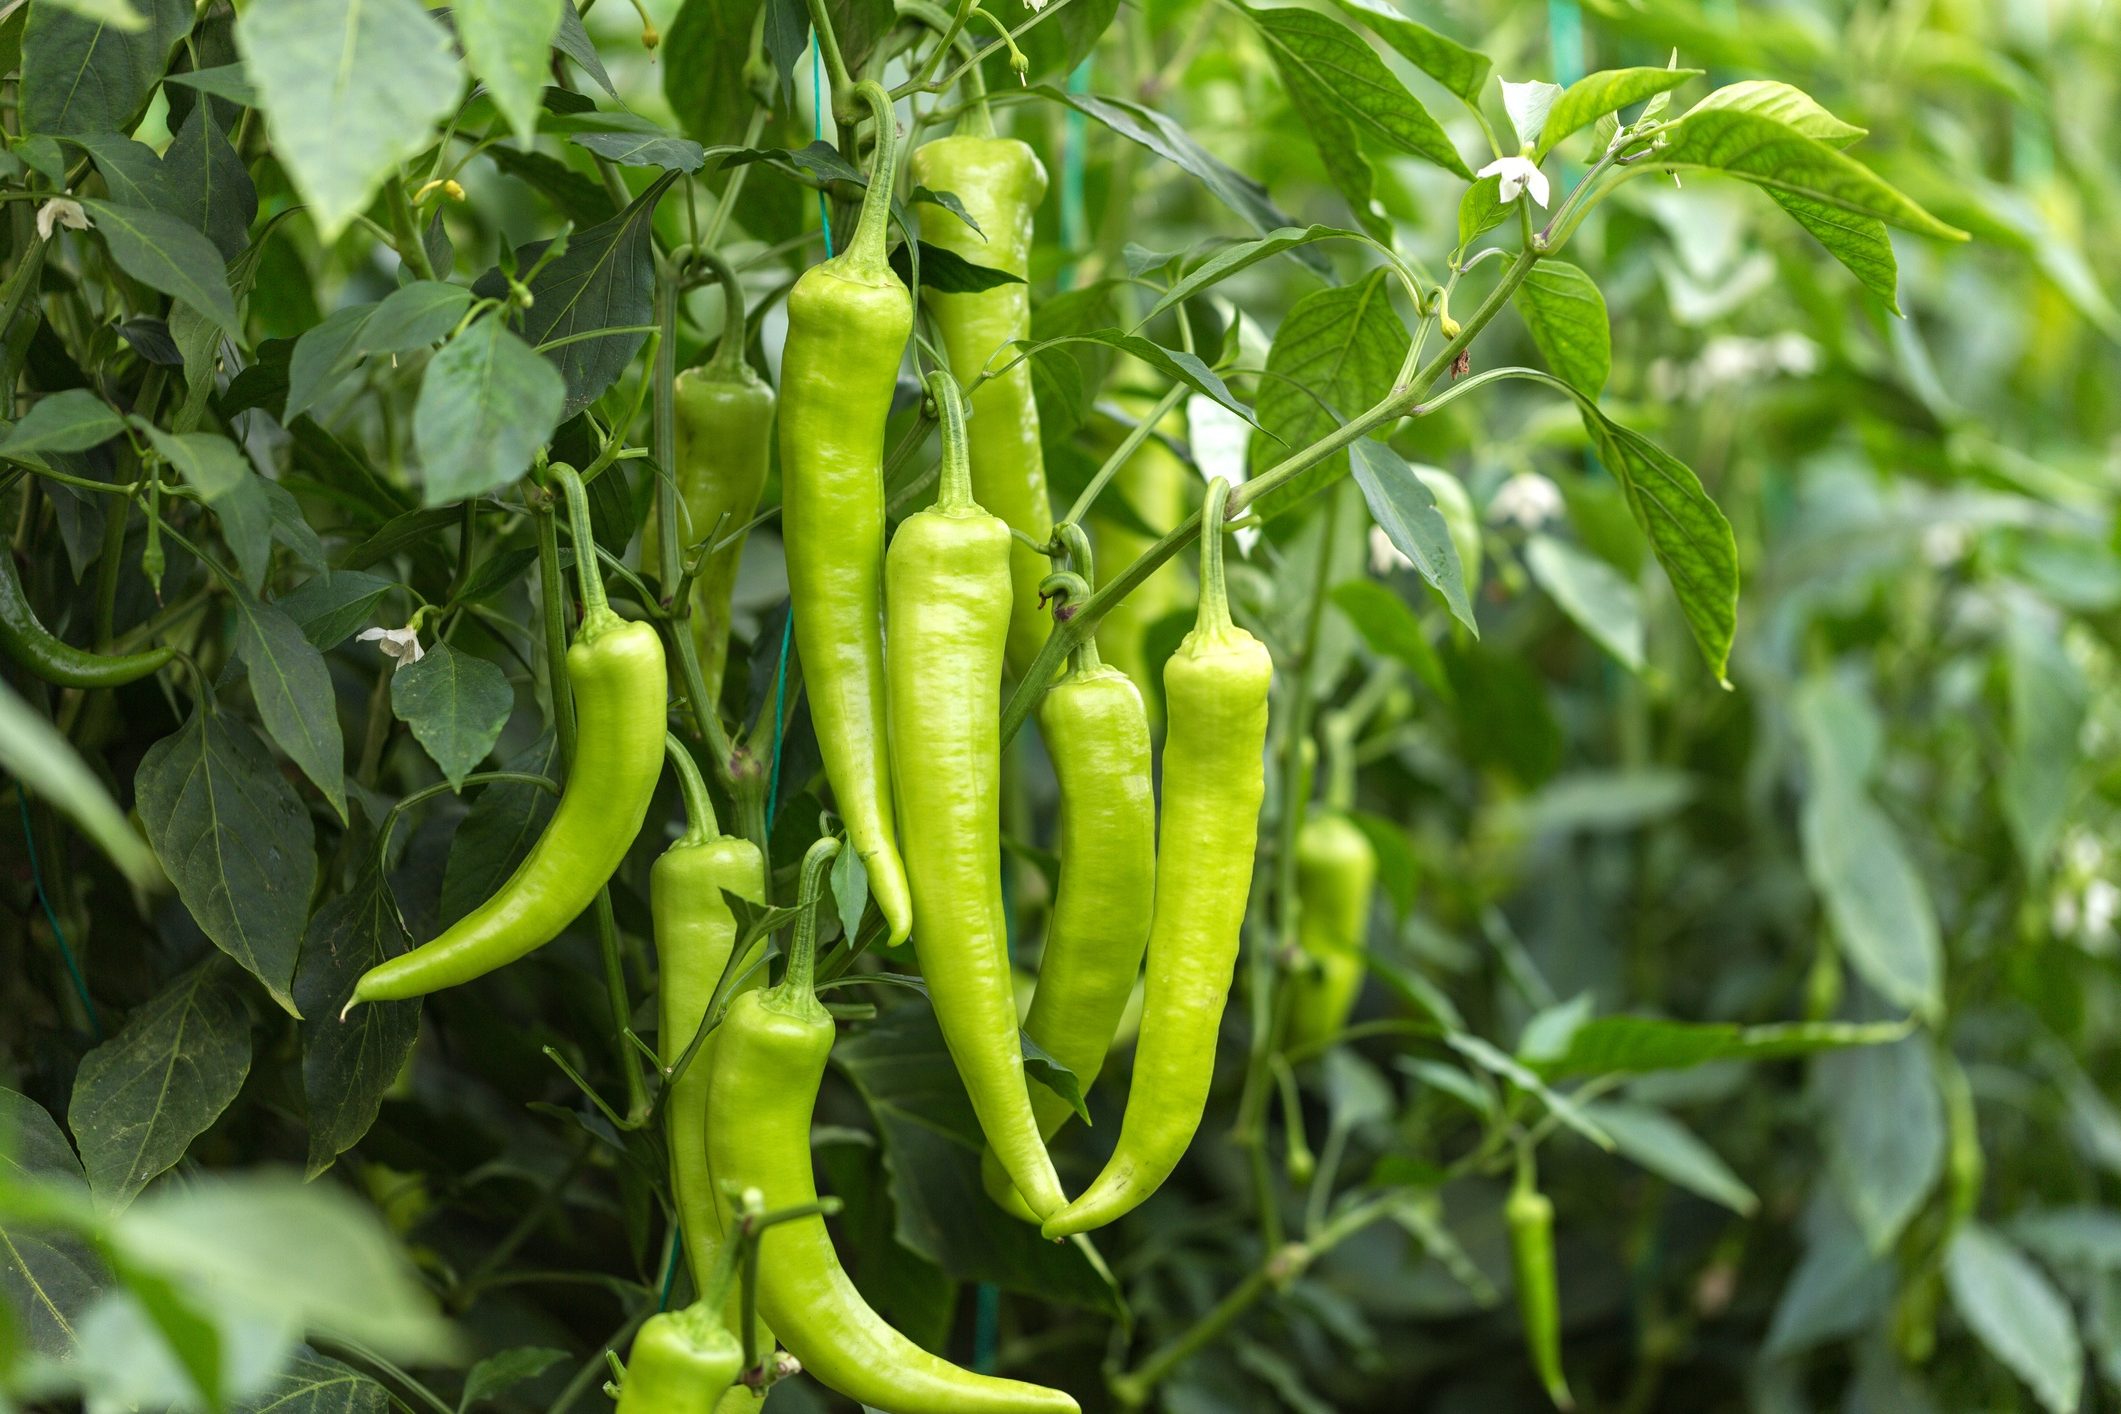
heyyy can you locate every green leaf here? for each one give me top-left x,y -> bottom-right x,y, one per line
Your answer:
454,0 -> 561,143
0,389 -> 125,456
230,1348 -> 388,1414
2000,609 -> 2085,872
663,0 -> 764,146
1349,440 -> 1474,632
1769,191 -> 1900,312
358,280 -> 473,355
440,735 -> 560,928
1523,534 -> 1640,670
229,588 -> 347,820
1583,1100 -> 1758,1215
294,868 -> 420,1177
1456,175 -> 1509,251
1945,1226 -> 2084,1414
0,1087 -> 107,1360
1652,107 -> 1968,240
77,199 -> 239,337
1819,1037 -> 1941,1253
1324,0 -> 1490,100
390,641 -> 513,788
550,2 -> 615,96
1247,269 -> 1410,519
1532,1016 -> 1913,1081
1689,80 -> 1867,143
36,0 -> 150,31
1045,328 -> 1253,426
1254,34 -> 1385,238
1142,227 -> 1359,326
135,710 -> 318,1014
234,0 -> 462,242
458,1347 -> 568,1411
1445,1033 -> 1610,1150
67,960 -> 253,1208
1537,65 -> 1703,159
0,678 -> 159,888
285,302 -> 380,419
156,105 -> 257,262
20,0 -> 191,137
1241,2 -> 1471,178
561,112 -> 706,172
1330,579 -> 1449,699
1514,260 -> 1611,396
139,428 -> 273,592
273,570 -> 398,649
413,315 -> 567,505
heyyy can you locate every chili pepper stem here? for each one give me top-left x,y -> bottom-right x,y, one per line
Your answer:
776,837 -> 842,1002
550,465 -> 616,632
1192,477 -> 1236,639
923,371 -> 975,510
837,81 -> 900,276
665,733 -> 720,844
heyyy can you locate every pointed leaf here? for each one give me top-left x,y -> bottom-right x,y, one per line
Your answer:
1538,66 -> 1703,159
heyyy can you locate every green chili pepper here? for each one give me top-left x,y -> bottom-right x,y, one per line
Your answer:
1285,730 -> 1377,1052
653,735 -> 768,1356
0,543 -> 172,689
1507,1159 -> 1573,1411
1041,478 -> 1271,1240
707,836 -> 1079,1414
644,256 -> 772,713
350,467 -> 666,1006
618,1301 -> 743,1414
980,532 -> 1155,1222
1088,397 -> 1192,726
778,80 -> 913,948
909,120 -> 1053,677
888,370 -> 1066,1220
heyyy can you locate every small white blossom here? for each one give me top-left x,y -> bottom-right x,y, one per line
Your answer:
1369,526 -> 1414,576
1488,472 -> 1563,529
358,625 -> 425,667
36,198 -> 87,240
1476,156 -> 1550,209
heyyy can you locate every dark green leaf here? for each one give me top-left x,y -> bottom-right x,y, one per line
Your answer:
156,105 -> 257,261
0,389 -> 124,456
273,570 -> 398,649
295,868 -> 421,1177
0,1087 -> 106,1359
414,316 -> 567,505
229,1348 -> 388,1414
286,302 -> 380,420
20,0 -> 192,137
1349,440 -> 1473,631
890,240 -> 1023,295
390,641 -> 513,788
1329,578 -> 1449,698
231,588 -> 348,821
663,0 -> 764,146
550,2 -> 615,96
78,199 -> 240,336
1241,2 -> 1471,178
440,735 -> 560,928
1247,269 -> 1409,519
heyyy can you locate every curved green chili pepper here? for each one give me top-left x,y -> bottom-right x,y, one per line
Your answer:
350,468 -> 666,1006
653,736 -> 768,1355
888,370 -> 1066,1220
645,256 -> 773,713
981,533 -> 1155,1222
909,119 -> 1053,677
1042,478 -> 1271,1240
0,543 -> 172,688
1285,810 -> 1376,1053
779,80 -> 913,946
707,836 -> 1079,1414
1507,1158 -> 1573,1410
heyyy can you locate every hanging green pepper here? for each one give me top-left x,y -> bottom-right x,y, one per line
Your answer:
1285,725 -> 1378,1053
644,255 -> 773,713
888,370 -> 1066,1221
1088,396 -> 1192,726
618,1301 -> 742,1414
779,79 -> 913,947
1507,1157 -> 1573,1411
707,836 -> 1079,1414
980,530 -> 1155,1222
652,736 -> 768,1354
350,467 -> 666,1006
0,543 -> 172,688
908,115 -> 1053,677
1042,478 -> 1270,1240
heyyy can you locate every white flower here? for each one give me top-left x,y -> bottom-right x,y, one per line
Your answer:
35,198 -> 87,240
1369,526 -> 1414,576
358,626 -> 425,668
1476,156 -> 1550,209
1488,472 -> 1563,529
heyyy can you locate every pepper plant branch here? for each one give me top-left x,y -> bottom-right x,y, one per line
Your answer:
1058,383 -> 1189,529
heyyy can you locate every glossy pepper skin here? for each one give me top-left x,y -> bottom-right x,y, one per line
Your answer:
1042,479 -> 1270,1240
1088,398 -> 1192,726
708,838 -> 1079,1414
644,259 -> 773,712
982,586 -> 1155,1221
618,1302 -> 742,1414
1507,1166 -> 1573,1410
888,372 -> 1066,1221
651,740 -> 767,1347
909,129 -> 1053,676
351,469 -> 666,1005
1285,812 -> 1377,1052
778,80 -> 912,946
0,546 -> 172,688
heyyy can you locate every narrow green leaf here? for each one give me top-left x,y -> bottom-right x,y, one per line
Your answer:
1944,1227 -> 2084,1414
1537,65 -> 1703,158
1241,2 -> 1471,178
1324,0 -> 1490,100
1349,440 -> 1474,632
0,389 -> 125,456
77,199 -> 239,336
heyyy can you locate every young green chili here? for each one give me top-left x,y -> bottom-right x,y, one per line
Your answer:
0,543 -> 172,689
350,467 -> 666,1006
778,80 -> 913,946
707,836 -> 1079,1414
888,370 -> 1066,1221
1041,478 -> 1271,1240
908,117 -> 1053,677
980,532 -> 1156,1222
1507,1156 -> 1573,1411
618,1301 -> 743,1414
1285,727 -> 1377,1052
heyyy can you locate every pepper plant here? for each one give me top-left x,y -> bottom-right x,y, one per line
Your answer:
1,0 -> 2116,1412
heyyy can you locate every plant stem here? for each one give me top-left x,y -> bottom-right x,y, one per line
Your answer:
1059,384 -> 1187,529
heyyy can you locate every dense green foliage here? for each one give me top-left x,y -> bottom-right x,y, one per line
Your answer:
1,0 -> 2115,1411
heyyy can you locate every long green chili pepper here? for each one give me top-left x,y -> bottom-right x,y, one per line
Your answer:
0,542 -> 172,688
1507,1156 -> 1573,1410
908,113 -> 1054,677
350,467 -> 667,1006
645,255 -> 773,712
652,736 -> 769,1363
1285,726 -> 1377,1053
1041,478 -> 1271,1240
888,370 -> 1066,1220
707,836 -> 1079,1414
980,530 -> 1155,1222
778,79 -> 913,946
